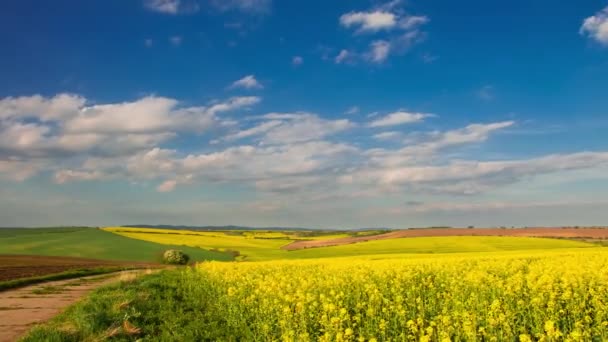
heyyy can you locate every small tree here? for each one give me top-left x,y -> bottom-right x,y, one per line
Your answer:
162,249 -> 190,265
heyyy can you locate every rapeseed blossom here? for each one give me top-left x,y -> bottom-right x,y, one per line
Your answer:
183,250 -> 608,341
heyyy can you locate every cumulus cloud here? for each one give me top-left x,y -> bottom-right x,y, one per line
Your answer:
345,106 -> 360,115
0,93 -> 85,121
366,40 -> 391,63
229,75 -> 263,90
335,49 -> 353,64
366,121 -> 515,168
169,36 -> 182,46
157,179 -> 178,192
340,11 -> 397,33
347,151 -> 608,195
0,94 -> 260,180
292,56 -> 303,66
369,111 -> 433,127
3,91 -> 608,219
225,112 -> 354,144
580,6 -> 608,45
144,0 -> 199,15
337,1 -> 429,64
373,131 -> 401,140
209,0 -> 271,14
144,0 -> 180,14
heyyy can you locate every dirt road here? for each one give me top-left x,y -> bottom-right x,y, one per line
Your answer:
0,270 -> 147,342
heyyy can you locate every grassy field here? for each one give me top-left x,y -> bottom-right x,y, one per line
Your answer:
104,227 -> 596,261
105,227 -> 293,260
0,227 -> 233,263
23,249 -> 608,341
287,236 -> 596,259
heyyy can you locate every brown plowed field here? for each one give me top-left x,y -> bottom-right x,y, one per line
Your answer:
282,227 -> 608,250
0,255 -> 153,282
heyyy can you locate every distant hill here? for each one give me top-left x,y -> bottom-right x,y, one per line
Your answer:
124,224 -> 316,231
122,224 -> 392,232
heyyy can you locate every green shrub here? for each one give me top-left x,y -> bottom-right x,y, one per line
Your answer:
162,249 -> 190,265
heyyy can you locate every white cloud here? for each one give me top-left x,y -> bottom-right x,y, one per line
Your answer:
0,93 -> 85,122
369,111 -> 433,127
224,120 -> 282,141
169,36 -> 182,46
0,94 -> 260,181
292,56 -> 303,66
0,159 -> 44,182
340,11 -> 397,33
366,121 -> 515,168
230,75 -> 263,90
366,40 -> 391,63
580,6 -> 608,45
399,16 -> 429,30
373,131 -> 401,140
100,140 -> 356,193
226,112 -> 355,144
144,0 -> 199,14
337,2 -> 429,64
63,96 -> 258,135
54,169 -> 108,184
4,91 -> 608,226
144,39 -> 154,47
421,52 -> 438,64
206,96 -> 261,114
476,85 -> 495,101
144,0 -> 180,14
348,151 -> 608,195
335,49 -> 352,64
209,0 -> 271,13
157,179 -> 178,192
345,106 -> 360,115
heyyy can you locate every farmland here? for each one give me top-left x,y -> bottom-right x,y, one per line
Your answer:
22,248 -> 608,341
104,227 -> 596,261
4,226 -> 608,341
0,227 -> 233,263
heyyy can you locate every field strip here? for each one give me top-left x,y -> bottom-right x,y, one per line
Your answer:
0,270 -> 149,342
282,227 -> 608,250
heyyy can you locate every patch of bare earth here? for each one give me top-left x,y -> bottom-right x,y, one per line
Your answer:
0,255 -> 156,282
0,270 -> 149,342
282,227 -> 608,250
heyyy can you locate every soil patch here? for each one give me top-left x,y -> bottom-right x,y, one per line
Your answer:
0,255 -> 155,282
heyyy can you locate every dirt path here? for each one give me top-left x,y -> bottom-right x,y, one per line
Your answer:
0,270 -> 148,342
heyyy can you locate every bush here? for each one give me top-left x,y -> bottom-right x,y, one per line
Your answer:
162,249 -> 190,265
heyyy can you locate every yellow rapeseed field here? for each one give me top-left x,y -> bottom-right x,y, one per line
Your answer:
186,250 -> 608,341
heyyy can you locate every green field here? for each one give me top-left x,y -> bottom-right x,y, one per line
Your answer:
286,235 -> 596,259
0,227 -> 233,262
104,227 -> 596,261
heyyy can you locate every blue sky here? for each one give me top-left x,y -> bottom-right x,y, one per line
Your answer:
1,0 -> 608,228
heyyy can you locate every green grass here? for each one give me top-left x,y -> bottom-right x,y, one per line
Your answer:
21,271 -> 246,341
0,228 -> 233,262
0,267 -> 125,292
287,236 -> 596,259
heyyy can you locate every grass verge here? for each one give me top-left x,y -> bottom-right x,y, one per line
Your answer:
21,270 -> 245,341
